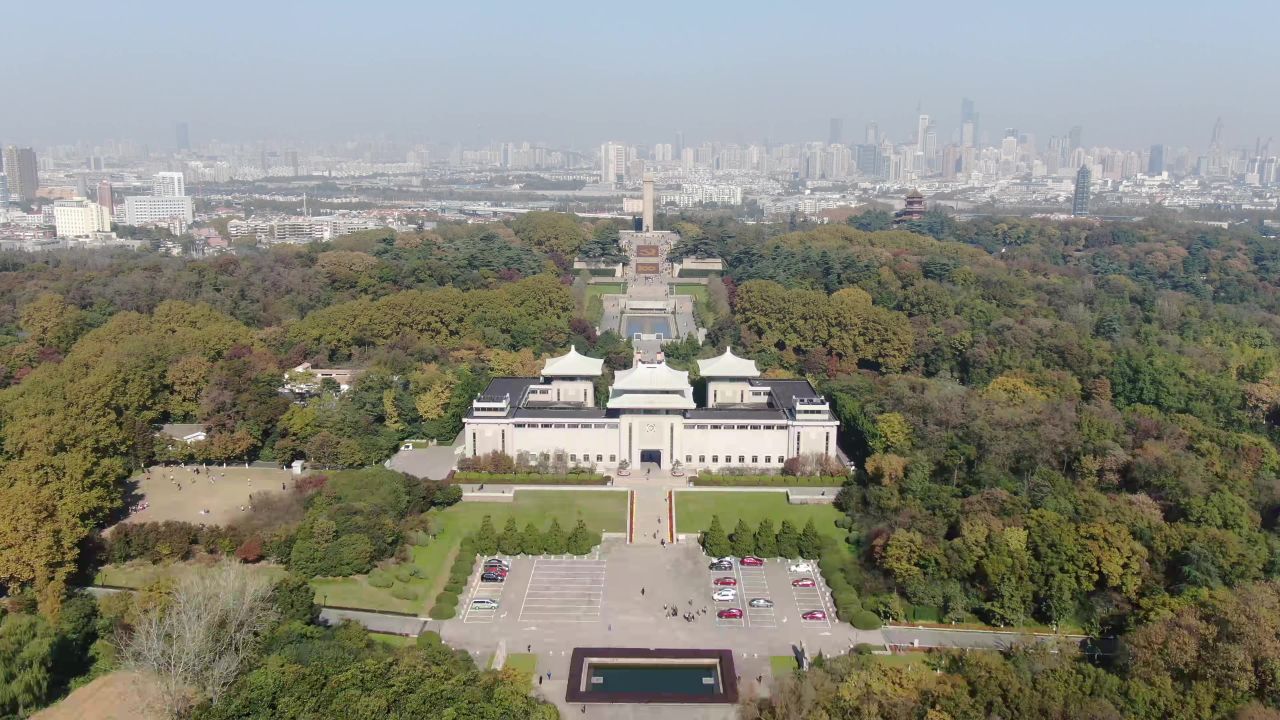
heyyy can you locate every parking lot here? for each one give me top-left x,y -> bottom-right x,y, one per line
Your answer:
518,554 -> 607,623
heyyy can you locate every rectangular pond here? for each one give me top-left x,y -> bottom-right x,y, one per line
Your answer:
622,314 -> 674,338
566,648 -> 738,705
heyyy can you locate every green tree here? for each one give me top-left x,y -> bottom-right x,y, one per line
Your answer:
0,613 -> 55,717
542,519 -> 567,555
754,519 -> 779,557
272,574 -> 319,624
701,515 -> 731,558
498,517 -> 522,556
798,519 -> 822,559
474,515 -> 499,557
776,520 -> 800,558
520,522 -> 544,555
731,519 -> 756,558
566,520 -> 594,555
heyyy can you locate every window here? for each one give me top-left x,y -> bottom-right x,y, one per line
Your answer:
609,454 -> 616,462
569,454 -> 577,461
738,455 -> 745,464
764,456 -> 772,464
750,425 -> 762,430
685,455 -> 692,462
596,454 -> 603,462
751,456 -> 758,464
699,455 -> 705,463
712,455 -> 719,463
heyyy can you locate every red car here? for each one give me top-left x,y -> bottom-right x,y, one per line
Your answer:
717,608 -> 744,619
483,566 -> 508,577
740,556 -> 765,567
801,610 -> 828,621
713,577 -> 738,587
791,577 -> 817,588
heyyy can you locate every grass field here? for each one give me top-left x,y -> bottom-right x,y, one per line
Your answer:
319,490 -> 628,614
95,561 -> 286,589
770,655 -> 800,677
586,282 -> 626,305
871,653 -> 930,668
503,652 -> 538,688
671,284 -> 708,302
369,633 -> 416,647
674,491 -> 846,546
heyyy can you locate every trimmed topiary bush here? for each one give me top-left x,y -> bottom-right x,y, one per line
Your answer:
851,610 -> 882,630
435,591 -> 459,607
429,604 -> 455,620
391,585 -> 419,601
368,571 -> 393,589
444,582 -> 463,594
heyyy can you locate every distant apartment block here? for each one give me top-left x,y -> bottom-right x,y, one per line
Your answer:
152,171 -> 186,197
2,146 -> 39,202
53,198 -> 113,237
124,195 -> 194,226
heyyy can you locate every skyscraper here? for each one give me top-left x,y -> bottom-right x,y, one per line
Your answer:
2,146 -> 39,202
675,131 -> 684,159
865,122 -> 879,145
1068,125 -> 1083,151
0,173 -> 8,205
1072,165 -> 1091,216
916,114 -> 931,152
176,121 -> 190,151
599,142 -> 627,185
1148,144 -> 1166,176
828,117 -> 843,145
960,98 -> 979,148
97,181 -> 114,212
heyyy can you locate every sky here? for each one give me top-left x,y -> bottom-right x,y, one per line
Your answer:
2,0 -> 1277,152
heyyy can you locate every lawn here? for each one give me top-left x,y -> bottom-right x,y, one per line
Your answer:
369,633 -> 416,647
95,561 -> 287,589
674,491 -> 846,547
585,282 -> 626,305
320,490 -> 628,615
871,653 -> 929,668
770,655 -> 799,677
671,284 -> 708,302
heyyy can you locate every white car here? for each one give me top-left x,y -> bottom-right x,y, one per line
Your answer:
788,562 -> 814,573
712,588 -> 738,602
470,598 -> 499,610
713,556 -> 734,566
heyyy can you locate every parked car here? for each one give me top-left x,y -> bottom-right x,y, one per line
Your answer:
709,560 -> 734,571
791,577 -> 817,588
481,572 -> 505,583
470,598 -> 499,609
788,562 -> 814,573
717,608 -> 744,619
740,556 -> 765,567
484,558 -> 510,569
801,610 -> 828,621
712,576 -> 737,586
712,557 -> 735,566
749,598 -> 774,608
712,588 -> 738,602
483,566 -> 508,577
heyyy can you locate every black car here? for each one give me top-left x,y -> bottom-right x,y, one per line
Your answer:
480,571 -> 505,583
709,561 -> 733,571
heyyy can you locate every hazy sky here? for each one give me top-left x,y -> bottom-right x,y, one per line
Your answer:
3,0 -> 1277,151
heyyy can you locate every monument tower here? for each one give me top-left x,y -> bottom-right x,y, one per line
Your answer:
642,172 -> 655,231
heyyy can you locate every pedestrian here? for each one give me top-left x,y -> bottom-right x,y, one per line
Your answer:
538,675 -> 543,686
581,706 -> 586,714
282,482 -> 286,490
641,587 -> 645,596
547,672 -> 552,680
527,644 -> 531,652
661,538 -> 666,547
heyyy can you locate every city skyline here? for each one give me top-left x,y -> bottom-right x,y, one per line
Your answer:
1,1 -> 1276,149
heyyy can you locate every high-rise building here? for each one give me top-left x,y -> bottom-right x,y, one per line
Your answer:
175,121 -> 190,151
916,114 -> 931,152
599,142 -> 627,185
961,121 -> 976,148
1068,125 -> 1083,151
153,171 -> 186,197
125,195 -> 194,226
97,181 -> 114,212
865,122 -> 879,145
0,173 -> 8,204
1072,165 -> 1091,216
53,198 -> 113,237
828,117 -> 843,145
2,146 -> 39,202
675,131 -> 684,159
960,98 -> 979,148
1148,144 -> 1166,176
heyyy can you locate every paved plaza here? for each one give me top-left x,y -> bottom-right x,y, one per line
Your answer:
442,540 -> 882,718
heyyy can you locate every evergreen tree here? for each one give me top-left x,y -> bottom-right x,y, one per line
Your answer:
701,515 -> 731,557
754,518 -> 779,557
776,520 -> 800,558
475,515 -> 498,556
498,517 -> 522,556
0,613 -> 56,717
520,521 -> 544,555
798,519 -> 822,559
566,520 -> 593,555
731,519 -> 756,558
543,519 -> 567,555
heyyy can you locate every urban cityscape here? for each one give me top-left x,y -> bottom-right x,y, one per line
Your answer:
3,2 -> 1280,720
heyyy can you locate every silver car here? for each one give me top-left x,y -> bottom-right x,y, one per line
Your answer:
749,598 -> 774,609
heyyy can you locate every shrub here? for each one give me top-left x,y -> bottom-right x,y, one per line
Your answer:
701,516 -> 731,558
391,585 -> 419,601
521,522 -> 544,555
452,472 -> 608,485
543,519 -> 567,554
458,536 -> 477,555
566,520 -> 595,555
851,610 -> 882,630
234,536 -> 265,563
395,569 -> 413,583
691,474 -> 844,487
434,591 -> 459,607
429,604 -> 456,620
912,605 -> 942,623
272,574 -> 319,624
444,582 -> 463,595
853,643 -> 877,656
368,572 -> 393,589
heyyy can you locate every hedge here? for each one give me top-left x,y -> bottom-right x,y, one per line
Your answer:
368,572 -> 393,589
851,610 -> 882,630
452,472 -> 610,485
428,604 -> 456,620
911,605 -> 941,623
443,582 -> 463,594
690,475 -> 845,487
435,591 -> 459,607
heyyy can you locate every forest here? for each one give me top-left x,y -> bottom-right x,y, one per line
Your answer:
4,209 -> 1280,716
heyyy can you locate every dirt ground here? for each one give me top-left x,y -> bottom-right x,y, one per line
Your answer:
33,672 -> 163,720
123,464 -> 294,527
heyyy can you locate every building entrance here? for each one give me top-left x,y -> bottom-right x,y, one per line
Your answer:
639,449 -> 662,467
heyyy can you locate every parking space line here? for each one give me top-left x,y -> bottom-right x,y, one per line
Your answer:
785,561 -> 833,627
517,555 -> 607,623
462,555 -> 514,624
